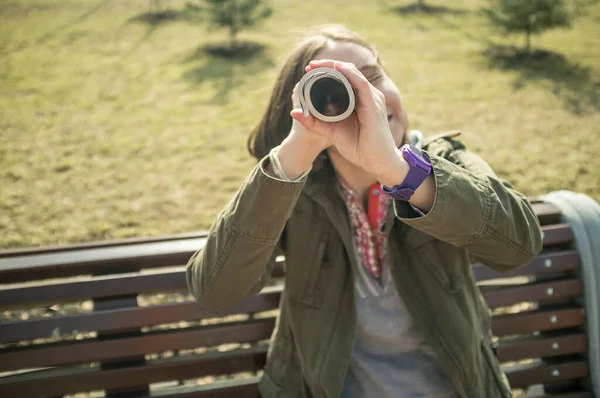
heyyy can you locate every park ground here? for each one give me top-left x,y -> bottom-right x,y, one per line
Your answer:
1,0 -> 599,249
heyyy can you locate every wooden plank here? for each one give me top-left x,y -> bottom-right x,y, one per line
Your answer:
481,279 -> 582,308
147,377 -> 261,398
532,202 -> 562,226
505,361 -> 589,388
472,251 -> 580,282
0,348 -> 266,398
542,380 -> 589,394
273,263 -> 284,278
0,288 -> 282,343
0,269 -> 186,309
0,319 -> 275,372
0,232 -> 209,259
0,237 -> 206,284
492,308 -> 585,337
542,224 -> 574,247
497,334 -> 587,362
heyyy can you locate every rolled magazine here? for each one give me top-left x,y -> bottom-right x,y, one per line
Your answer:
297,67 -> 356,123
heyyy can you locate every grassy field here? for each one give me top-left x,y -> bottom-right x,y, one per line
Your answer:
1,0 -> 599,249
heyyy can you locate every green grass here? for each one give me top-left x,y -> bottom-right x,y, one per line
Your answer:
1,0 -> 599,249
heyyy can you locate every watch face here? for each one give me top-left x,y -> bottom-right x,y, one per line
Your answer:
409,144 -> 423,159
402,144 -> 432,170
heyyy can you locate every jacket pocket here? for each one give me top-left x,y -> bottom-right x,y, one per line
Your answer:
291,231 -> 333,308
481,340 -> 513,398
405,229 -> 464,293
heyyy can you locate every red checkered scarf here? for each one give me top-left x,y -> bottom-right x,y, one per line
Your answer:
338,176 -> 392,280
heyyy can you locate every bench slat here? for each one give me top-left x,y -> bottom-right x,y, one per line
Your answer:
0,237 -> 206,284
505,361 -> 589,388
0,348 -> 266,398
492,308 -> 585,336
473,251 -> 580,282
0,319 -> 275,372
0,288 -> 282,343
482,279 -> 582,308
532,202 -> 561,226
0,232 -> 209,259
0,269 -> 186,309
541,224 -> 574,246
497,334 -> 587,362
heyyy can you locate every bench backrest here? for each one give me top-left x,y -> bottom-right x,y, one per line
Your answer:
0,201 -> 593,398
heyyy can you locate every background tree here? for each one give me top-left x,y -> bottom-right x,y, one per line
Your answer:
482,0 -> 571,54
205,0 -> 272,50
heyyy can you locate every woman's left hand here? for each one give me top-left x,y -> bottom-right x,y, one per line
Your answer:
290,59 -> 404,181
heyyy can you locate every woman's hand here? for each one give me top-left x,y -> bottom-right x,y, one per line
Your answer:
275,83 -> 332,180
287,82 -> 332,153
291,59 -> 404,181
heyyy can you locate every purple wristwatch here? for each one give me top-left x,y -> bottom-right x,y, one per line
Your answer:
382,144 -> 432,201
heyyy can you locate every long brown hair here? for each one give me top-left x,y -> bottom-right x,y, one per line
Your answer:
247,25 -> 382,161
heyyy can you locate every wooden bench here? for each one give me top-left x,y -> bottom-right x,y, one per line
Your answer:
0,200 -> 596,397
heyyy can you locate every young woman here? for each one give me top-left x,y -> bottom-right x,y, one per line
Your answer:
186,25 -> 542,398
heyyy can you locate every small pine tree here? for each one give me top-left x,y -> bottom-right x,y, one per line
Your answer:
482,0 -> 571,53
205,0 -> 272,50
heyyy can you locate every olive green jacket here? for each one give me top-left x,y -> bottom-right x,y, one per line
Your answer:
186,133 -> 543,398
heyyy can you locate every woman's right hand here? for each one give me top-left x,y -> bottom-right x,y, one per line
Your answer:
288,83 -> 332,151
275,83 -> 332,180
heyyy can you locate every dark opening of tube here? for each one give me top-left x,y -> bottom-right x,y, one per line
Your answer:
310,77 -> 350,117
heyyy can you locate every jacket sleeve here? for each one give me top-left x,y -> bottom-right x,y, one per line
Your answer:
394,137 -> 543,272
186,156 -> 305,310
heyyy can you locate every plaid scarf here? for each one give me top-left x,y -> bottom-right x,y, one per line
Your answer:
338,177 -> 392,280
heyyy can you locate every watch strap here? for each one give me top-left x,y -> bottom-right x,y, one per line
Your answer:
382,145 -> 432,201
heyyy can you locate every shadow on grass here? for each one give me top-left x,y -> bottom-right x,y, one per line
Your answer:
484,46 -> 600,115
128,10 -> 185,25
201,41 -> 268,60
37,0 -> 114,45
182,41 -> 275,104
98,13 -> 178,100
390,3 -> 468,15
127,3 -> 204,26
97,22 -> 160,101
434,14 -> 490,44
98,4 -> 203,102
3,0 -> 113,54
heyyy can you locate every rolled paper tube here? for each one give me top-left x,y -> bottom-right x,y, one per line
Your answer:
297,67 -> 356,123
